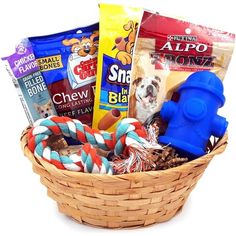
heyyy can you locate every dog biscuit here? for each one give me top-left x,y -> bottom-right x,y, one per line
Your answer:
128,11 -> 235,124
92,4 -> 143,131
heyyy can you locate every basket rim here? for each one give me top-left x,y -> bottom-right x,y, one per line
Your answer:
20,126 -> 228,181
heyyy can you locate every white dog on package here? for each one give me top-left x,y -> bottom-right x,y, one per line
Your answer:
129,76 -> 166,123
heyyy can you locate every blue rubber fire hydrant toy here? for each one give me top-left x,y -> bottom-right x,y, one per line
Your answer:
159,71 -> 228,159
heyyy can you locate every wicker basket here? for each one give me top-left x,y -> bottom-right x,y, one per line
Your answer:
20,127 -> 227,228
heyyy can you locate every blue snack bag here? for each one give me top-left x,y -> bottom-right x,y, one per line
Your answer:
29,23 -> 99,126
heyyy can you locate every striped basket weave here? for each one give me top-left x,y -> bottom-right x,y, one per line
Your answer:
20,127 -> 227,228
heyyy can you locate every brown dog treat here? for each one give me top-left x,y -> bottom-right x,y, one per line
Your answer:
59,145 -> 82,156
98,109 -> 121,130
47,135 -> 68,151
115,37 -> 126,51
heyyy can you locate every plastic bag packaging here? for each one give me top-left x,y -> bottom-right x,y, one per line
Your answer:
29,23 -> 99,126
2,39 -> 57,124
128,11 -> 235,123
92,4 -> 143,131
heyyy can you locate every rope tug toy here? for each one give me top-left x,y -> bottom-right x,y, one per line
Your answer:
27,116 -> 148,174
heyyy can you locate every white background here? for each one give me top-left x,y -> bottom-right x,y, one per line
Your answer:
0,0 -> 236,235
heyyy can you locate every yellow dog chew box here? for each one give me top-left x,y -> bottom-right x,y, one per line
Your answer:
92,4 -> 142,131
